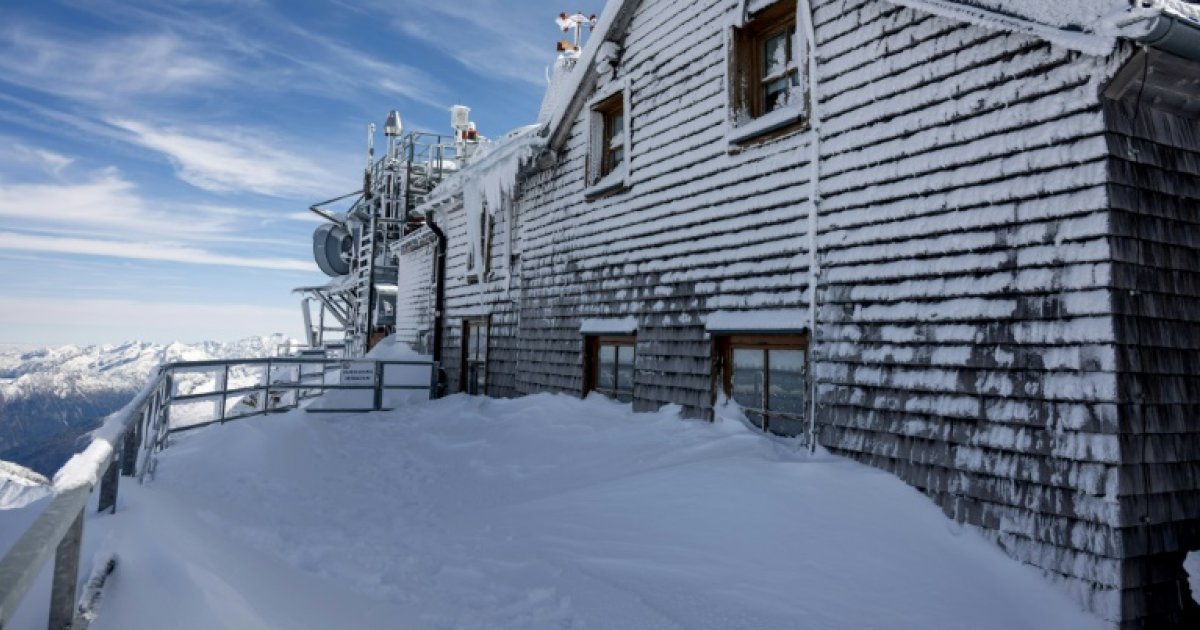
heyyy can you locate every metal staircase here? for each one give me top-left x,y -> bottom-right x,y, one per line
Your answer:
298,114 -> 476,358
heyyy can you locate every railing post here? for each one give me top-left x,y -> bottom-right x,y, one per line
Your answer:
48,509 -> 83,630
97,457 -> 119,514
429,361 -> 438,400
120,420 -> 139,476
263,360 -> 273,411
373,361 -> 384,411
219,364 -> 230,423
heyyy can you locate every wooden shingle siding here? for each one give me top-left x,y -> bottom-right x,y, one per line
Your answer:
438,188 -> 523,398
807,1 -> 1128,620
394,230 -> 437,353
403,0 -> 1200,625
1105,50 -> 1200,625
516,0 -> 815,418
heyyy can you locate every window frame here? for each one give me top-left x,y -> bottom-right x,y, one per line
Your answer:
460,317 -> 489,395
597,94 -> 625,178
714,333 -> 808,435
583,334 -> 636,402
727,0 -> 809,146
585,81 -> 632,199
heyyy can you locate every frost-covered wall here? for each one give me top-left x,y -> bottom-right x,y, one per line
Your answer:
433,186 -> 523,398
1104,47 -> 1200,627
516,0 -> 817,415
393,229 -> 437,354
409,0 -> 1200,625
808,0 -> 1127,622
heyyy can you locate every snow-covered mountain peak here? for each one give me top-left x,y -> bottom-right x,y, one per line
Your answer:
0,335 -> 299,477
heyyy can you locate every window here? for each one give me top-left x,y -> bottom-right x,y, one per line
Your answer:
586,87 -> 631,196
584,335 -> 635,402
729,0 -> 807,142
715,334 -> 807,436
597,95 -> 625,178
461,318 -> 488,395
757,23 -> 799,116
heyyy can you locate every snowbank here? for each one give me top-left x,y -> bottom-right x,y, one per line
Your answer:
0,460 -> 50,510
68,394 -> 1103,629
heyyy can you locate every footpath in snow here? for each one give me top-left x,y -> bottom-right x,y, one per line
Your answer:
7,393 -> 1104,629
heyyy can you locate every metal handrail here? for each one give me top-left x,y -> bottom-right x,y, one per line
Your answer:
0,357 -> 437,629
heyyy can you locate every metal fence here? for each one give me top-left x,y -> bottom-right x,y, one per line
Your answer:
0,357 -> 437,629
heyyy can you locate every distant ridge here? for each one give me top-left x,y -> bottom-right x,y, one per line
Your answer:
0,335 -> 296,478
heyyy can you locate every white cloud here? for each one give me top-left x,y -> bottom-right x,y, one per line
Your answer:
0,168 -> 237,240
108,119 -> 343,199
0,27 -> 224,104
0,297 -> 302,346
0,231 -> 313,272
0,140 -> 76,177
387,0 -> 584,87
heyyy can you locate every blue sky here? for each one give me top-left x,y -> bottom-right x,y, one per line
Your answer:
0,0 -> 601,346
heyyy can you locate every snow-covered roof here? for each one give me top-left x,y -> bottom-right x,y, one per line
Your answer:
536,0 -> 1196,159
887,0 -> 1200,56
544,0 -> 641,152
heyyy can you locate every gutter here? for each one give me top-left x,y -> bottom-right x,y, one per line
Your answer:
1134,10 -> 1200,60
424,212 -> 449,399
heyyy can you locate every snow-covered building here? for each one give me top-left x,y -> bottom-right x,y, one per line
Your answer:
389,1 -> 1200,626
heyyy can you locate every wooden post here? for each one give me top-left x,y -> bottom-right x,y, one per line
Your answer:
97,458 -> 119,514
373,361 -> 384,411
48,510 -> 83,630
429,361 -> 439,400
120,421 -> 139,476
263,360 -> 273,411
219,364 -> 230,423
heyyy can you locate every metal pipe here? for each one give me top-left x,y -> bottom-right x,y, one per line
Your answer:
425,211 -> 449,398
1136,12 -> 1200,61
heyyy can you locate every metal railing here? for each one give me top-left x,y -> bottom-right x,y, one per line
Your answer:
0,357 -> 437,629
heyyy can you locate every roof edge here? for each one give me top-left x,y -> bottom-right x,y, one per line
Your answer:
884,0 -> 1120,56
545,0 -> 640,153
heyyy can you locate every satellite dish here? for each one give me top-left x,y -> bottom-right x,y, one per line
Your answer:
312,224 -> 352,276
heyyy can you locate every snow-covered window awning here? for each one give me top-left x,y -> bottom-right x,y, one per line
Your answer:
580,317 -> 638,335
705,309 -> 809,335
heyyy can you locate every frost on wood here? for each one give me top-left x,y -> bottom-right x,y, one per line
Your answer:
579,316 -> 638,334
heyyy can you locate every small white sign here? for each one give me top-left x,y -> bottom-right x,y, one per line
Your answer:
340,361 -> 375,386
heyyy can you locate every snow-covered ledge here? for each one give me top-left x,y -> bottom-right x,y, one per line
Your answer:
580,317 -> 638,335
726,105 -> 807,147
705,309 -> 809,335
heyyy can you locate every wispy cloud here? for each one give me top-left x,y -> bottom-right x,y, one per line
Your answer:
0,26 -> 225,105
48,0 -> 448,109
386,0 -> 591,87
0,297 -> 302,345
0,231 -> 313,272
0,168 -> 182,236
0,158 -> 318,259
1,140 -> 76,177
107,119 -> 344,199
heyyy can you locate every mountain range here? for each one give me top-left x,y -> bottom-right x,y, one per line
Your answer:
0,335 -> 296,478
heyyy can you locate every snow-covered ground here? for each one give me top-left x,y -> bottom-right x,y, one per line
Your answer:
4,393 -> 1105,629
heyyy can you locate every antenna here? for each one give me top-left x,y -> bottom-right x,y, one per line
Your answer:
366,123 -> 376,172
555,11 -> 598,54
364,123 -> 376,198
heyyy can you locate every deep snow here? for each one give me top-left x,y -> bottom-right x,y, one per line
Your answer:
0,393 -> 1112,629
